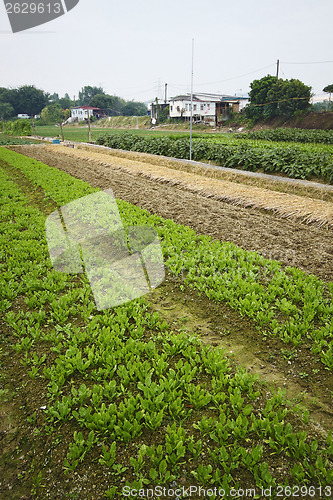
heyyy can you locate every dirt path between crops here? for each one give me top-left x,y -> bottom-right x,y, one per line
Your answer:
10,144 -> 333,283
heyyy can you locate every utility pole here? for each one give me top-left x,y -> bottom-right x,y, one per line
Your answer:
164,83 -> 168,104
59,119 -> 64,142
190,38 -> 194,161
87,109 -> 92,142
276,59 -> 280,81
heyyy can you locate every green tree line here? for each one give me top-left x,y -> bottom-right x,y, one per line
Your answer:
0,85 -> 147,123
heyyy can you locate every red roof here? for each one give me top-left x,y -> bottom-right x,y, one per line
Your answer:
73,105 -> 101,111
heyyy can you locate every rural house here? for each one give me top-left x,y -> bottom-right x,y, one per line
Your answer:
168,93 -> 249,125
70,105 -> 103,121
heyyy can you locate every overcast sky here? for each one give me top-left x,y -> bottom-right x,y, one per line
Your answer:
1,0 -> 332,103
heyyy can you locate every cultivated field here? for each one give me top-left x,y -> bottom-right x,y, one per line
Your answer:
0,139 -> 333,499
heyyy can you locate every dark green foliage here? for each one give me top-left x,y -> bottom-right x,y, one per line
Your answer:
0,85 -> 48,117
58,97 -> 73,109
311,100 -> 330,112
89,94 -> 124,115
323,85 -> 333,95
121,101 -> 147,117
0,87 -> 17,118
3,119 -> 32,136
89,94 -> 147,117
96,132 -> 333,184
0,134 -> 33,145
40,103 -> 66,125
78,86 -> 105,106
323,85 -> 333,111
245,76 -> 312,121
12,85 -> 49,116
0,102 -> 15,119
235,128 -> 333,145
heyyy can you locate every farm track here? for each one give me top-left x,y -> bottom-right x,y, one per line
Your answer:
10,144 -> 333,283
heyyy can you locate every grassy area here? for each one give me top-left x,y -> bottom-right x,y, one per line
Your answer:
35,125 -> 107,143
34,125 -> 189,143
34,125 -> 221,143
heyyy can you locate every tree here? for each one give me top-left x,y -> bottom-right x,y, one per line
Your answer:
121,101 -> 147,116
323,85 -> 333,111
40,103 -> 67,140
50,92 -> 60,102
312,100 -> 330,112
78,86 -> 105,105
58,97 -> 73,109
107,95 -> 125,116
245,75 -> 312,121
0,87 -> 15,103
12,85 -> 49,116
0,87 -> 17,116
89,93 -> 114,111
4,119 -> 32,136
0,102 -> 15,119
88,93 -> 126,116
40,103 -> 65,124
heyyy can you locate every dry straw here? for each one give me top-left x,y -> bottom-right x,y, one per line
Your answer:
46,144 -> 333,228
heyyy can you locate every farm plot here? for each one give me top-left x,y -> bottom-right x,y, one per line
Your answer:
95,131 -> 333,184
0,147 -> 333,499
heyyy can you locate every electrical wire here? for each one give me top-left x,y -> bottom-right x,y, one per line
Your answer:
167,64 -> 276,97
282,60 -> 333,65
248,96 -> 310,108
193,64 -> 276,87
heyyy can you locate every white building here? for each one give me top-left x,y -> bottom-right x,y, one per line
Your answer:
169,93 -> 249,125
71,105 -> 102,121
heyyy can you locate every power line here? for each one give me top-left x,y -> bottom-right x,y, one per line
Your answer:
189,64 -> 276,87
166,64 -> 276,95
282,60 -> 333,65
248,96 -> 310,108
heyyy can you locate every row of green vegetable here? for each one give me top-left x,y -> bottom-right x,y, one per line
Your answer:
0,154 -> 332,496
1,147 -> 332,370
95,132 -> 333,183
0,132 -> 34,146
234,128 -> 333,145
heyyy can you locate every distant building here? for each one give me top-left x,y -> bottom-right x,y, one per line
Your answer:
169,93 -> 249,125
71,105 -> 103,121
150,100 -> 169,123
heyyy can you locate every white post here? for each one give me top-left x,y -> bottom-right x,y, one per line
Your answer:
190,38 -> 194,161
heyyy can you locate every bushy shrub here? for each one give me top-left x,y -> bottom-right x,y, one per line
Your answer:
4,119 -> 32,136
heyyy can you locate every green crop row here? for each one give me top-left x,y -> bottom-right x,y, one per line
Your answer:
1,147 -> 333,372
0,165 -> 332,496
234,128 -> 333,145
95,132 -> 333,183
0,133 -> 34,146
